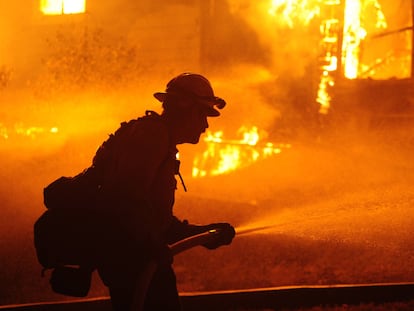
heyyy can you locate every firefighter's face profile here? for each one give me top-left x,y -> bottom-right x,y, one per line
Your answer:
178,103 -> 209,144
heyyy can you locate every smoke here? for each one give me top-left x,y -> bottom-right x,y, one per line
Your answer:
226,0 -> 321,77
208,65 -> 281,133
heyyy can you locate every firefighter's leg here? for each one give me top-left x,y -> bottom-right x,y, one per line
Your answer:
143,264 -> 181,311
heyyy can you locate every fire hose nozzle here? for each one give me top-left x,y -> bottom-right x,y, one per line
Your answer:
208,229 -> 219,234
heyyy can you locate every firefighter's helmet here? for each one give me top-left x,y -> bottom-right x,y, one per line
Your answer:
154,73 -> 226,117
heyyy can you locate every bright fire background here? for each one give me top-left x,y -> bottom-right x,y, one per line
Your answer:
1,0 -> 414,307
40,0 -> 86,15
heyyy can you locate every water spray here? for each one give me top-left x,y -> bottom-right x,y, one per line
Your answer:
235,224 -> 281,236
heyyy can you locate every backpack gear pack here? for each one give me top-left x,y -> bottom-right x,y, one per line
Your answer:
33,208 -> 102,297
43,167 -> 100,210
34,113 -> 161,297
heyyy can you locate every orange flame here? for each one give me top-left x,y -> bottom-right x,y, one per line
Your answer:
192,126 -> 291,178
316,0 -> 386,112
268,0 -> 387,113
342,0 -> 366,79
342,0 -> 387,79
268,0 -> 320,28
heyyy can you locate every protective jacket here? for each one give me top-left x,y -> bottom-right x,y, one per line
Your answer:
92,111 -> 192,270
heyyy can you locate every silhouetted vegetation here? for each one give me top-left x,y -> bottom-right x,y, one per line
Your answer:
33,26 -> 149,97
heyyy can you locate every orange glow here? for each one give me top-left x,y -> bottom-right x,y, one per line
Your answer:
317,72 -> 334,114
342,0 -> 387,79
314,0 -> 387,113
316,3 -> 340,114
268,0 -> 320,28
342,0 -> 366,79
266,0 -> 338,114
0,124 -> 8,139
192,126 -> 291,178
0,123 -> 59,140
267,0 -> 388,113
40,0 -> 85,15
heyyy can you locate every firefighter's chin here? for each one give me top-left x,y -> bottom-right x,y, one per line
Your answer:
180,128 -> 205,144
179,133 -> 201,145
190,131 -> 204,144
188,136 -> 201,144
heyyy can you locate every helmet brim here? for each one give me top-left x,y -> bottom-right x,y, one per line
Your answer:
153,92 -> 221,117
153,92 -> 166,102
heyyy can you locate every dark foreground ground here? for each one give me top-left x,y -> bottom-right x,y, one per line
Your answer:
0,118 -> 413,310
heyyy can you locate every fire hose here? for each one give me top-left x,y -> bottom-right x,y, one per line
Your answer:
130,229 -> 221,311
130,225 -> 278,310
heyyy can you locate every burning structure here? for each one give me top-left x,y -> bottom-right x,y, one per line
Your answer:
1,0 -> 414,176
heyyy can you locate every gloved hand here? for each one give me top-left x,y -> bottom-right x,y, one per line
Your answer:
202,223 -> 235,250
